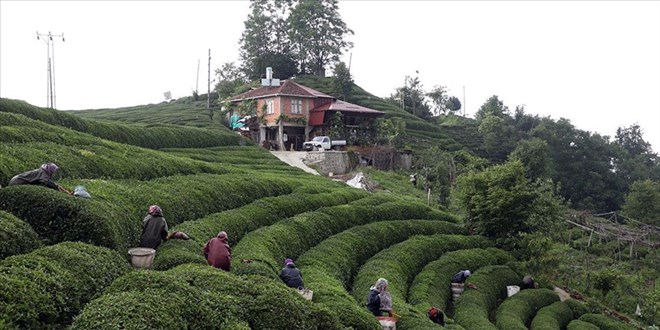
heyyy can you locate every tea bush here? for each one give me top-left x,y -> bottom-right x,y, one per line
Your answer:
232,195 -> 458,278
452,265 -> 521,330
1,98 -> 245,149
153,187 -> 367,270
297,220 -> 466,330
495,288 -> 559,330
566,319 -> 600,330
407,247 -> 515,312
578,313 -> 636,330
0,173 -> 296,252
75,264 -> 342,329
0,242 -> 129,329
0,210 -> 41,259
530,300 -> 586,330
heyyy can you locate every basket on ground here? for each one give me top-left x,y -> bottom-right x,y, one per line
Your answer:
376,316 -> 397,330
128,247 -> 156,269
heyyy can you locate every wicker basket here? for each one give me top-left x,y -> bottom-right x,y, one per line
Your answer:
128,247 -> 156,269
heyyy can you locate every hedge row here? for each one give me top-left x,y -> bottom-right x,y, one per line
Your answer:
0,173 -> 296,252
152,187 -> 368,270
72,264 -> 342,330
495,288 -> 560,330
452,265 -> 521,330
577,313 -> 636,330
1,98 -> 245,149
0,210 -> 41,259
0,242 -> 130,329
530,300 -> 589,330
566,319 -> 600,330
407,247 -> 515,312
297,220 -> 466,330
351,235 -> 491,330
232,195 -> 458,278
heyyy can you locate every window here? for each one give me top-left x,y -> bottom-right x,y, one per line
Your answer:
291,99 -> 302,114
266,99 -> 274,114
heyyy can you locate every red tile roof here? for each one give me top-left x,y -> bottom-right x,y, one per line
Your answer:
229,80 -> 333,101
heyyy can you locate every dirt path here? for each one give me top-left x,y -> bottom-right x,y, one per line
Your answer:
270,151 -> 320,175
553,286 -> 572,301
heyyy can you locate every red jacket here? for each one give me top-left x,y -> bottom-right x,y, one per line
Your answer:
203,235 -> 231,271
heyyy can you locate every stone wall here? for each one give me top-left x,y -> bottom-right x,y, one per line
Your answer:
303,151 -> 358,176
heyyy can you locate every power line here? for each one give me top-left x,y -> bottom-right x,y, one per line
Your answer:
36,31 -> 65,109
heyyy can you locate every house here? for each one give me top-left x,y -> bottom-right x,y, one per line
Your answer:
228,74 -> 384,151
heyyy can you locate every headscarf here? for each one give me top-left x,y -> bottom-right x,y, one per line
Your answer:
148,205 -> 163,216
40,162 -> 59,177
370,278 -> 388,293
284,258 -> 294,266
464,270 -> 471,277
217,231 -> 228,239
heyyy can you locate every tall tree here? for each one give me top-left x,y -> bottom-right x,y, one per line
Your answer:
475,95 -> 509,121
388,73 -> 432,120
446,96 -> 462,113
622,179 -> 660,226
427,85 -> 448,115
332,61 -> 353,101
215,62 -> 248,100
239,0 -> 298,80
287,0 -> 353,76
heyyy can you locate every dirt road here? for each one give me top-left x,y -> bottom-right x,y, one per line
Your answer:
270,151 -> 320,175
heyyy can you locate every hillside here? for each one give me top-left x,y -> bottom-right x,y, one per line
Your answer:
0,97 -> 652,330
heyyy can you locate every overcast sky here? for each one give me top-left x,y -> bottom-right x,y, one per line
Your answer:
1,1 -> 659,151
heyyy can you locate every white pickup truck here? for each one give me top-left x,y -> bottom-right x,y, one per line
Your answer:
303,136 -> 347,151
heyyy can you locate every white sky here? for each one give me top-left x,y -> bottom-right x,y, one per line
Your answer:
1,1 -> 659,151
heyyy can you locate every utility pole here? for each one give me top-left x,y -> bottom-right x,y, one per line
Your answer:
207,49 -> 211,109
37,31 -> 64,109
196,59 -> 200,96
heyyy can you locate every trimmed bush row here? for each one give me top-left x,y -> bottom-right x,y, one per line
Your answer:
578,313 -> 636,330
72,264 -> 343,330
530,300 -> 589,330
452,265 -> 521,330
407,247 -> 515,312
232,195 -> 459,278
0,173 -> 296,253
152,187 -> 368,270
0,242 -> 130,329
0,210 -> 41,259
495,288 -> 560,330
351,235 -> 491,330
297,220 -> 466,330
1,98 -> 245,149
567,319 -> 600,330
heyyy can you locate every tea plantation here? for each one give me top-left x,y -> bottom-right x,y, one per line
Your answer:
0,98 -> 642,329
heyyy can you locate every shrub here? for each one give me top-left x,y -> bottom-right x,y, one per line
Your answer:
297,220 -> 466,330
0,173 -> 296,252
0,210 -> 41,259
452,265 -> 521,330
152,187 -> 367,270
408,247 -> 515,312
578,313 -> 636,330
495,288 -> 559,330
530,301 -> 575,330
232,195 -> 457,278
0,242 -> 130,329
0,98 -> 245,149
567,319 -> 600,330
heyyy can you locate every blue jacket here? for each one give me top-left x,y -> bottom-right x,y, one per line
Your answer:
279,264 -> 304,289
366,289 -> 381,316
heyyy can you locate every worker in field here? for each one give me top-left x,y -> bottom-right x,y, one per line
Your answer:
139,205 -> 168,249
366,277 -> 393,317
451,269 -> 471,284
8,162 -> 71,194
203,231 -> 232,271
427,306 -> 446,326
521,275 -> 540,289
279,258 -> 304,289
